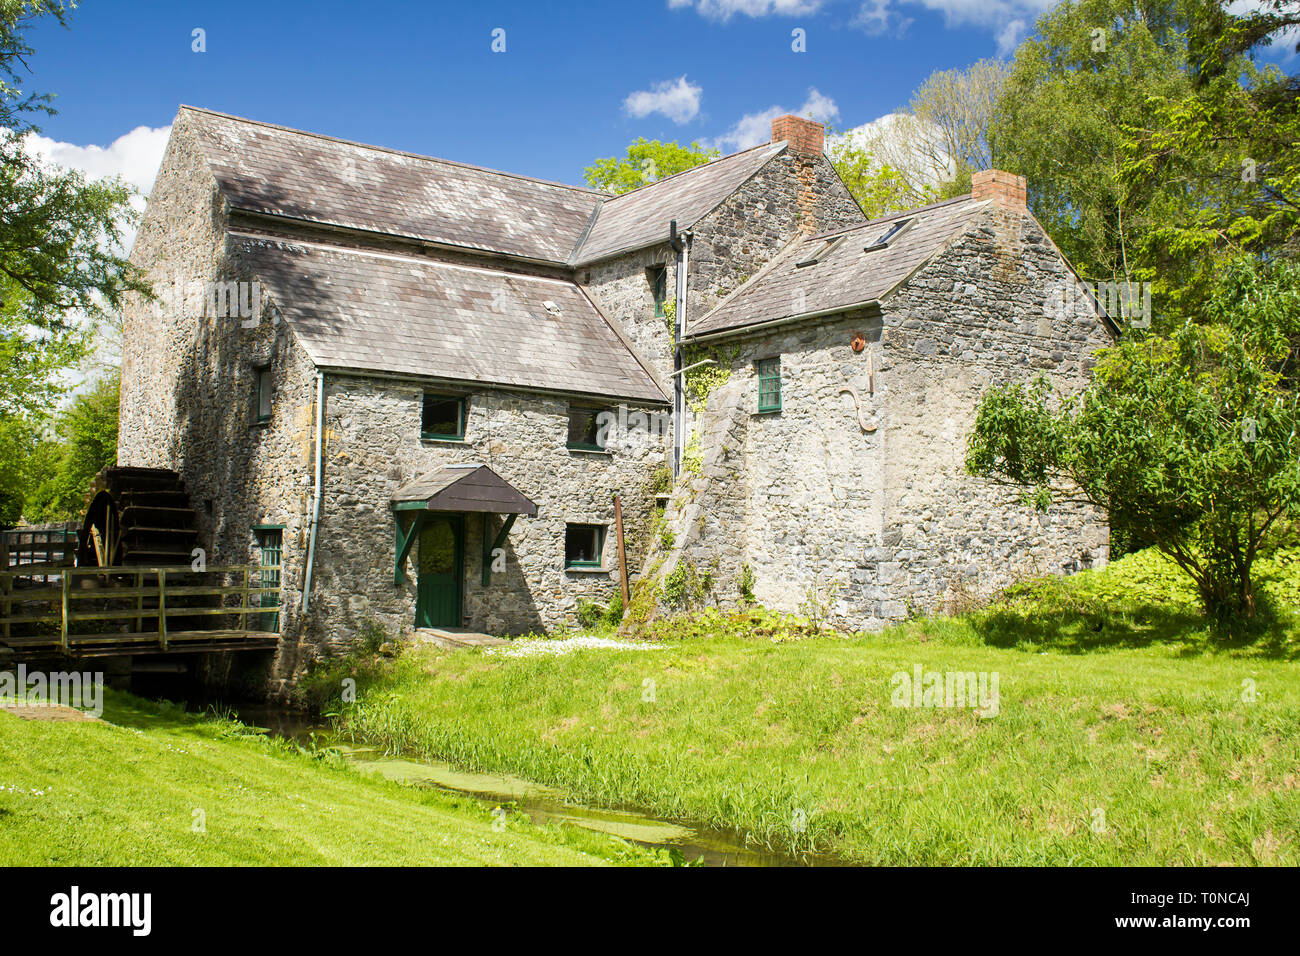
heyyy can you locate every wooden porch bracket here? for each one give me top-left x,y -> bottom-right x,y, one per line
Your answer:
394,511 -> 424,587
481,513 -> 516,586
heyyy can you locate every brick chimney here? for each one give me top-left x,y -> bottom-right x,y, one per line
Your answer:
771,115 -> 824,155
971,169 -> 1027,210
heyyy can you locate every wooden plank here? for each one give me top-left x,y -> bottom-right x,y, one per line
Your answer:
158,569 -> 167,651
60,573 -> 69,653
614,493 -> 630,611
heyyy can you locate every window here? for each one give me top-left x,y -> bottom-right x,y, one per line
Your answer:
649,266 -> 668,317
422,393 -> 466,440
865,218 -> 912,252
565,524 -> 605,569
253,527 -> 282,632
796,235 -> 847,267
254,364 -> 272,422
567,405 -> 610,451
757,357 -> 782,413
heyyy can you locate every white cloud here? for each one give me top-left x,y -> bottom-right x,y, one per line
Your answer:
668,0 -> 824,19
706,88 -> 840,152
995,18 -> 1026,56
23,123 -> 172,255
850,0 -> 1052,54
851,0 -> 913,36
623,76 -> 704,124
19,123 -> 172,384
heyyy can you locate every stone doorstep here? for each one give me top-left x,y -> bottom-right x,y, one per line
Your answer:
412,628 -> 511,650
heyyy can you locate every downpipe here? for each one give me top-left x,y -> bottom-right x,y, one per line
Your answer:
302,370 -> 324,614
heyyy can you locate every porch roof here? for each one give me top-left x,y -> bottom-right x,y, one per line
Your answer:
390,465 -> 538,516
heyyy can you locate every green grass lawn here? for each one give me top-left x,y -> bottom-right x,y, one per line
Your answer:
329,547 -> 1300,866
0,693 -> 666,866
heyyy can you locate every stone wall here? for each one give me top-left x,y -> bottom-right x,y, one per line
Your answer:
118,114 -> 325,695
689,150 -> 865,320
303,374 -> 670,656
658,203 -> 1112,630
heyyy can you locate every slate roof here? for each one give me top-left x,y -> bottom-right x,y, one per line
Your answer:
686,196 -> 989,339
390,465 -> 538,515
183,106 -> 606,264
181,107 -> 793,267
235,234 -> 667,403
570,142 -> 787,265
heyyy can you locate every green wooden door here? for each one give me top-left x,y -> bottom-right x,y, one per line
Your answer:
416,515 -> 463,628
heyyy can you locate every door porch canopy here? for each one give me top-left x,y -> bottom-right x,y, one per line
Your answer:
390,465 -> 538,586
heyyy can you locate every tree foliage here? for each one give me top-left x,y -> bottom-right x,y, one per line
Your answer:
0,0 -> 148,418
831,60 -> 1009,216
21,373 -> 118,523
583,138 -> 720,195
966,258 -> 1300,620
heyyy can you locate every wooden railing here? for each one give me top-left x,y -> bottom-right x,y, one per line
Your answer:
0,528 -> 77,581
0,563 -> 281,655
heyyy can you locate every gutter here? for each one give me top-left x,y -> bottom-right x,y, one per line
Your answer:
687,298 -> 882,345
302,370 -> 325,614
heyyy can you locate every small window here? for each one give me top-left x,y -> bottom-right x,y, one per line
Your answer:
756,357 -> 782,413
567,405 -> 610,451
565,524 -> 605,569
422,393 -> 466,440
254,364 -> 272,422
649,266 -> 668,317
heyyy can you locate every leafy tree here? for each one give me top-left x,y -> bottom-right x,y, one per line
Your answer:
991,0 -> 1199,324
22,374 -> 118,522
833,59 -> 1010,215
583,138 -> 720,194
0,1 -> 148,420
825,127 -> 918,219
966,258 -> 1300,620
1122,1 -> 1300,314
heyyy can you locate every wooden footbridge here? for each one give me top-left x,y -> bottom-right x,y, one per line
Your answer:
1,527 -> 281,660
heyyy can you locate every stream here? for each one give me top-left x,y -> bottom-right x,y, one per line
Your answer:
229,704 -> 825,867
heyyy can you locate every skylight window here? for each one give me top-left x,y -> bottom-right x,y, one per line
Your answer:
795,235 -> 847,268
864,218 -> 912,252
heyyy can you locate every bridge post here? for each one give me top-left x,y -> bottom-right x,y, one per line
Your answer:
159,569 -> 168,651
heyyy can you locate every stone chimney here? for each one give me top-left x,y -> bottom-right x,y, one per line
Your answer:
971,169 -> 1027,210
771,115 -> 824,155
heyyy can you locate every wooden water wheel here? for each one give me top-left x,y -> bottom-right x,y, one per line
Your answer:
78,467 -> 199,567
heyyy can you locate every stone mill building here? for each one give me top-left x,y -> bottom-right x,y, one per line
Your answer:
118,106 -> 1112,691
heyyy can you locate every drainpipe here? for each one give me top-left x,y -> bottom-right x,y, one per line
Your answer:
670,221 -> 688,476
302,370 -> 325,614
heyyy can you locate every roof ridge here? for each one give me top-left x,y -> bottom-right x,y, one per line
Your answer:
805,194 -> 978,242
598,140 -> 785,203
178,104 -> 611,198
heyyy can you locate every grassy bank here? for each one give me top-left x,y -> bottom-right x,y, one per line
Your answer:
330,548 -> 1300,865
0,692 -> 665,866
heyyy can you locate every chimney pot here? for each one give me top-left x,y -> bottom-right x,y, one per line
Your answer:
771,114 -> 824,156
971,169 -> 1027,211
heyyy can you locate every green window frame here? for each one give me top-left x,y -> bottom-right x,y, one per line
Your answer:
567,405 -> 610,452
252,526 -> 283,632
564,523 -> 606,569
421,393 -> 467,441
253,363 -> 273,423
756,357 -> 782,413
650,266 -> 668,318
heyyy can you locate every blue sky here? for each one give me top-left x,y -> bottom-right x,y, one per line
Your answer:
19,0 -> 1300,208
23,0 -> 1052,189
